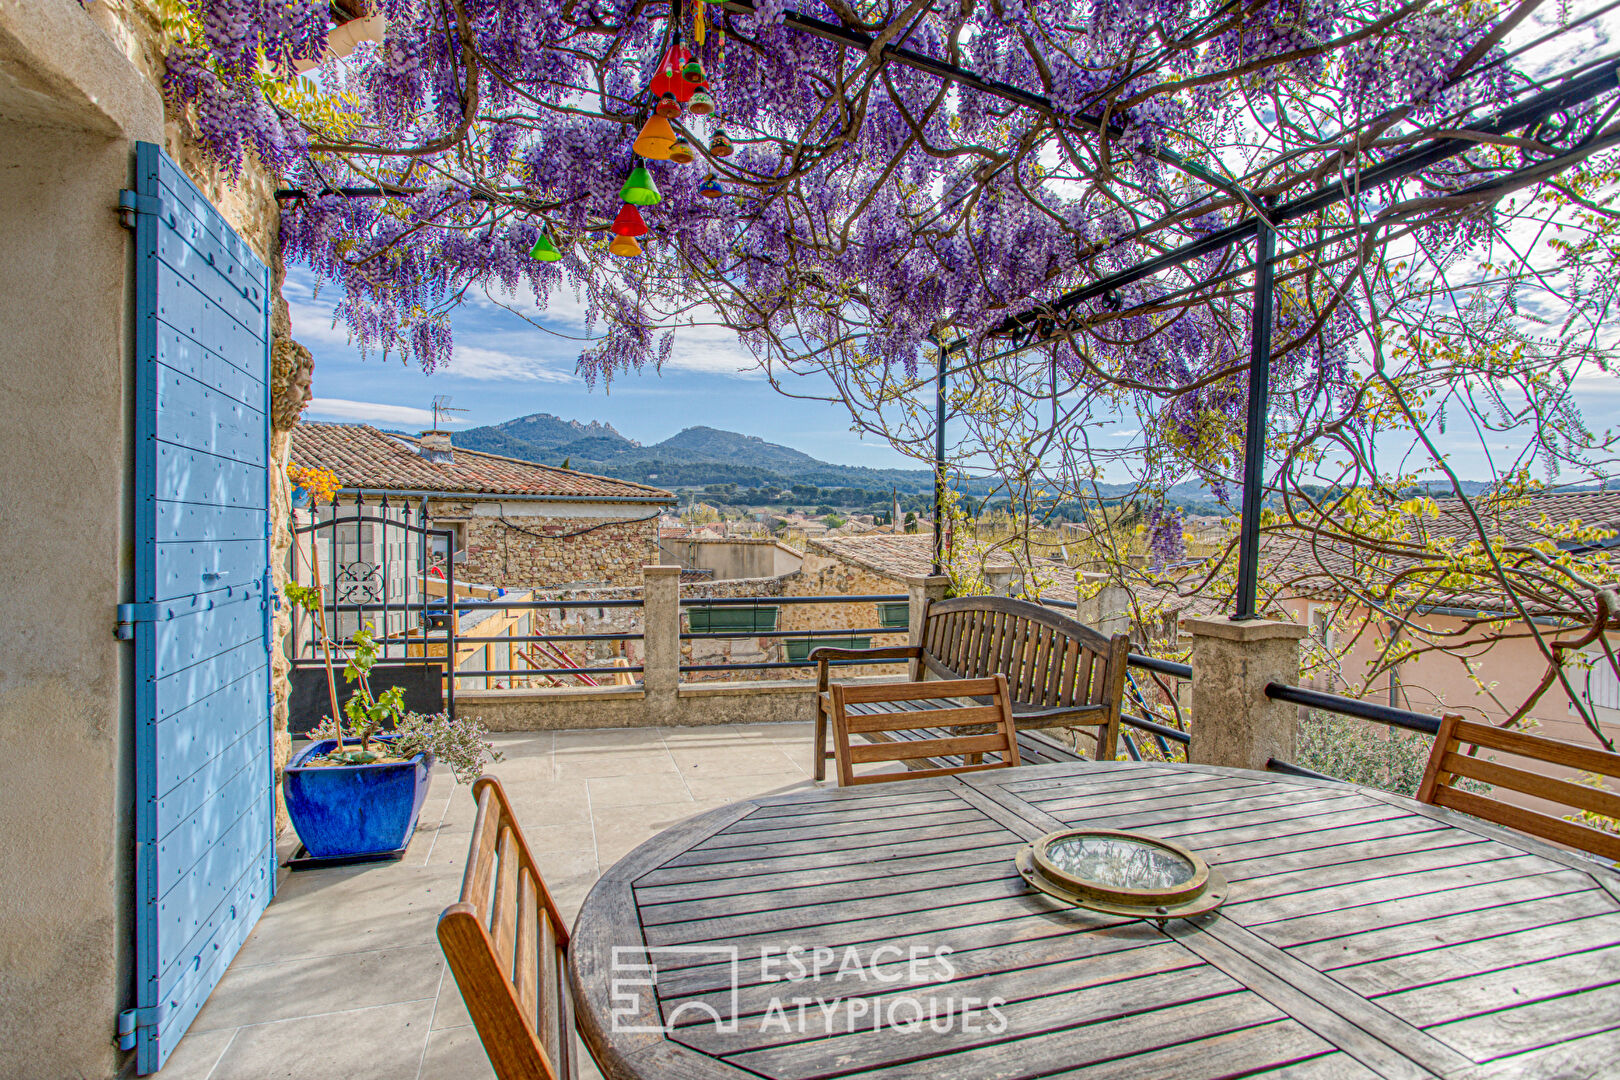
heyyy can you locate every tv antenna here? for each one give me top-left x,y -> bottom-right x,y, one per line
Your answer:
430,394 -> 467,431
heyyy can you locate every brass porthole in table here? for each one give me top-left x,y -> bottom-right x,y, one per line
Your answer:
1016,827 -> 1228,921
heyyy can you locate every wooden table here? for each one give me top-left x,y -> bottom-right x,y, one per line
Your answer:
570,761 -> 1620,1080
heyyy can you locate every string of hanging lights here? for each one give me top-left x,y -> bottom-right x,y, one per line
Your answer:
532,3 -> 732,264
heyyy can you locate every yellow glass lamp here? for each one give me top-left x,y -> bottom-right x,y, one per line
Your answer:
669,136 -> 695,165
608,233 -> 643,258
633,115 -> 677,160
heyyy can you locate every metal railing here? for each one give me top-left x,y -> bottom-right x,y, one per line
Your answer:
450,597 -> 644,687
1120,652 -> 1191,763
1262,681 -> 1445,781
679,594 -> 911,674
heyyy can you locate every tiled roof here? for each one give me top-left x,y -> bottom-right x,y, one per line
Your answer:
808,532 -> 1013,581
291,423 -> 674,502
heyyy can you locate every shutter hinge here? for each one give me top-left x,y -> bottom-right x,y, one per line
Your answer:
116,1005 -> 163,1050
114,602 -> 161,640
118,190 -> 163,230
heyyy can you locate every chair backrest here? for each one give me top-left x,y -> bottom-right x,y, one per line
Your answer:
1417,714 -> 1620,863
828,674 -> 1023,786
438,777 -> 576,1080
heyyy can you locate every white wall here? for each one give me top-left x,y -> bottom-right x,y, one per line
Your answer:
0,1 -> 162,1076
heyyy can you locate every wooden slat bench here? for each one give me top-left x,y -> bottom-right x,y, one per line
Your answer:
812,595 -> 1129,779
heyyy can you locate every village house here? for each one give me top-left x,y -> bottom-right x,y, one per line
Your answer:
291,422 -> 674,590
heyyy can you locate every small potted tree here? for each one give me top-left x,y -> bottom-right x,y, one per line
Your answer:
282,584 -> 499,860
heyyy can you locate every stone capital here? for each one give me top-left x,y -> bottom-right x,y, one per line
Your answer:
1182,615 -> 1307,643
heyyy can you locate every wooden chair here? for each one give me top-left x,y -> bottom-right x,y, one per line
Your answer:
812,595 -> 1129,779
1417,714 -> 1620,863
827,674 -> 1023,786
438,776 -> 583,1080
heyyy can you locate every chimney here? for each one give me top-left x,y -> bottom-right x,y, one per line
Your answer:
417,431 -> 454,463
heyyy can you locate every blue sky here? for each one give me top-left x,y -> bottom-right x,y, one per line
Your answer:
289,268 -> 926,469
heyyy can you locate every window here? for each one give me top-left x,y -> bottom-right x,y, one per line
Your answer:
877,601 -> 910,629
687,605 -> 779,634
1577,646 -> 1620,716
1308,604 -> 1336,649
786,636 -> 872,662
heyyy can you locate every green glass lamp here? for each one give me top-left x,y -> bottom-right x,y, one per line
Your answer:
529,233 -> 563,262
620,165 -> 663,207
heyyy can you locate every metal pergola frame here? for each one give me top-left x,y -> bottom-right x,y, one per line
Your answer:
920,56 -> 1620,611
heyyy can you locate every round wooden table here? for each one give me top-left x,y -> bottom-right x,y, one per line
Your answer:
569,761 -> 1620,1080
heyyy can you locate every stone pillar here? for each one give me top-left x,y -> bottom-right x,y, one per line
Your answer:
1077,572 -> 1130,637
641,565 -> 681,721
905,575 -> 951,681
904,575 -> 951,640
1184,616 -> 1307,771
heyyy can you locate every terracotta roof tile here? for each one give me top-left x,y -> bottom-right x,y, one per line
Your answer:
291,423 -> 674,502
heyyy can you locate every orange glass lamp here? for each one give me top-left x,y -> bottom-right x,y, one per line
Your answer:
633,115 -> 677,159
611,203 -> 649,238
608,233 -> 642,258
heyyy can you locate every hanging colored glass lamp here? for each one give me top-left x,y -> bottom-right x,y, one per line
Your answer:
633,115 -> 677,160
620,165 -> 662,206
687,89 -> 716,116
655,92 -> 682,118
709,129 -> 734,157
682,58 -> 705,84
669,136 -> 695,165
529,233 -> 563,261
699,175 -> 725,199
608,233 -> 643,258
611,203 -> 649,238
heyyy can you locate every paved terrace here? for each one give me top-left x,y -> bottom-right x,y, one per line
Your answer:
152,723 -> 899,1080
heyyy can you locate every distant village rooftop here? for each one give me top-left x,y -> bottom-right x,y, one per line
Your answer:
291,422 -> 675,503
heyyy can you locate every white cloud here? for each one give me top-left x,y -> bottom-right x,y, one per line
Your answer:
444,344 -> 579,383
305,398 -> 453,426
288,295 -> 357,350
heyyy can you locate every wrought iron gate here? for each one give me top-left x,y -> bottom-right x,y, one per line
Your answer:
125,142 -> 274,1073
288,493 -> 457,729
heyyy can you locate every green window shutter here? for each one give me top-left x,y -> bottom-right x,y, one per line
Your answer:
787,636 -> 872,662
688,606 -> 779,633
878,601 -> 910,629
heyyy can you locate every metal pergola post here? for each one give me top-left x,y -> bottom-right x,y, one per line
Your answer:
1233,217 -> 1276,621
932,343 -> 948,576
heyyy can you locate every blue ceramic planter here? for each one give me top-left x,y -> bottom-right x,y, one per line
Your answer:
284,737 -> 434,859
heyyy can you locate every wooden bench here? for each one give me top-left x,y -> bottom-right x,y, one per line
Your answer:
812,595 -> 1130,779
438,776 -> 585,1080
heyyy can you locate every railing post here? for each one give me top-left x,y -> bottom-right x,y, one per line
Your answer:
905,575 -> 951,641
1183,616 -> 1306,770
1077,572 -> 1130,636
642,565 -> 681,721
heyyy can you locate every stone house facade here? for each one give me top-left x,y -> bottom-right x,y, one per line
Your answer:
291,422 -> 675,590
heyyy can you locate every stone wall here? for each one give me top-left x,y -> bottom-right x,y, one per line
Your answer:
432,500 -> 660,589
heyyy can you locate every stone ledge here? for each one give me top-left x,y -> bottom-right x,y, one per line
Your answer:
1182,615 -> 1307,642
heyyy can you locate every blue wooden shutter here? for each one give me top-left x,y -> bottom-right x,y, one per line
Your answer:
127,141 -> 275,1074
